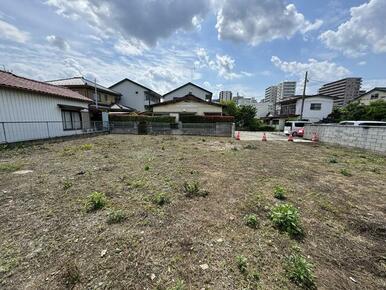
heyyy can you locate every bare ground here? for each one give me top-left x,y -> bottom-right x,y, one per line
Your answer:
0,135 -> 385,290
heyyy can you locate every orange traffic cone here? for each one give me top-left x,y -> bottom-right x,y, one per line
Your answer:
235,131 -> 240,140
262,133 -> 267,141
311,132 -> 319,143
288,134 -> 294,142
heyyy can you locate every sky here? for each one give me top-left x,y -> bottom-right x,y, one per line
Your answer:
0,0 -> 385,100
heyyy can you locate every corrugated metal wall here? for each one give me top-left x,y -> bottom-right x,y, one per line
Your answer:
0,88 -> 89,143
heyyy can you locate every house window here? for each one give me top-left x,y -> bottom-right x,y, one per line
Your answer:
370,93 -> 379,100
310,103 -> 322,110
61,110 -> 82,130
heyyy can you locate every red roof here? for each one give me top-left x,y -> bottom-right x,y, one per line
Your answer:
0,71 -> 91,102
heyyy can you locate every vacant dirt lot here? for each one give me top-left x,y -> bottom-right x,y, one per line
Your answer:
0,135 -> 385,289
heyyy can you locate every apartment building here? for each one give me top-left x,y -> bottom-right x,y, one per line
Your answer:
318,78 -> 362,107
219,91 -> 232,101
264,86 -> 277,103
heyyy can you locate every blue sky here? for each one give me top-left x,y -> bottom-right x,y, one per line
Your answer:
0,0 -> 385,99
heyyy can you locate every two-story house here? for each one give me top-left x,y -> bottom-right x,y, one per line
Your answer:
267,95 -> 335,130
109,78 -> 161,112
354,87 -> 386,105
47,77 -> 125,120
163,82 -> 213,102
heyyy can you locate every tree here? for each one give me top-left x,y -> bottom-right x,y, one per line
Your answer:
238,105 -> 257,128
365,100 -> 386,121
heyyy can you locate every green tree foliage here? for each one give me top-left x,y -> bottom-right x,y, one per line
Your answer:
325,100 -> 386,122
220,100 -> 274,131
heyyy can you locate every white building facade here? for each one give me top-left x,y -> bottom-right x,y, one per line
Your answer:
109,78 -> 161,112
355,88 -> 386,105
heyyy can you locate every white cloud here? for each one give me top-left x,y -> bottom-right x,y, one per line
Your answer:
194,48 -> 250,80
0,19 -> 29,43
271,56 -> 350,82
362,79 -> 386,91
271,56 -> 351,93
46,35 -> 70,50
357,61 -> 367,66
320,0 -> 386,57
114,38 -> 148,56
215,0 -> 322,45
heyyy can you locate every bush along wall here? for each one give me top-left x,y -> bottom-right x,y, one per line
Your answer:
180,115 -> 235,123
109,115 -> 176,123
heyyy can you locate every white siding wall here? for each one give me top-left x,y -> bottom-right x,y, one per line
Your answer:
163,84 -> 212,101
110,80 -> 148,111
0,88 -> 89,143
295,97 -> 333,122
153,100 -> 222,116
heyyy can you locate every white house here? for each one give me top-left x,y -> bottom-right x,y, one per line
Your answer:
163,82 -> 213,102
109,78 -> 161,112
354,87 -> 386,105
268,95 -> 335,130
150,94 -> 224,122
0,71 -> 91,143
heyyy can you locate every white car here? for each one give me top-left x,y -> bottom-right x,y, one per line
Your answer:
339,121 -> 386,126
284,121 -> 312,137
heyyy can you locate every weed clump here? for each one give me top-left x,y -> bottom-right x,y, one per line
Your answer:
167,279 -> 185,290
79,144 -> 93,151
285,248 -> 316,289
328,156 -> 338,163
151,192 -> 170,206
61,261 -> 81,289
85,191 -> 107,212
274,185 -> 286,200
183,181 -> 208,198
107,209 -> 126,224
63,180 -> 73,190
236,255 -> 248,273
340,168 -> 352,176
144,165 -> 150,171
270,203 -> 303,237
244,214 -> 258,228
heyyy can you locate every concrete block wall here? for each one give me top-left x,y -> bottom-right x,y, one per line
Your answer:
304,124 -> 386,154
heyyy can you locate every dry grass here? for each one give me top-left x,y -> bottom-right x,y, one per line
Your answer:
0,135 -> 385,289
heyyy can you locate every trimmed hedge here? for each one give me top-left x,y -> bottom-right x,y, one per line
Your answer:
109,115 -> 176,123
180,115 -> 235,123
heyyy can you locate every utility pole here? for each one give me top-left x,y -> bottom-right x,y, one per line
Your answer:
300,71 -> 308,120
94,78 -> 98,110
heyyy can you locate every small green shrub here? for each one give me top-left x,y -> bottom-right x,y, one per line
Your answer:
144,165 -> 150,171
183,181 -> 208,198
85,191 -> 107,212
151,192 -> 170,206
0,163 -> 22,172
340,168 -> 352,176
328,157 -> 338,163
63,180 -> 73,190
79,144 -> 93,151
107,209 -> 126,224
244,214 -> 258,228
285,250 -> 316,289
236,255 -> 248,273
270,203 -> 303,237
274,185 -> 286,200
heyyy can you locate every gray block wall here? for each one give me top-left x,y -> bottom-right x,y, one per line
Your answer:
304,124 -> 386,154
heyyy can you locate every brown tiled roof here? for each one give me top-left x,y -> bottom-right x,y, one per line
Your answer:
0,71 -> 91,102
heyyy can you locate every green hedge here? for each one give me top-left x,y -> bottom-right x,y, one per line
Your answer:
180,115 -> 235,123
109,115 -> 176,123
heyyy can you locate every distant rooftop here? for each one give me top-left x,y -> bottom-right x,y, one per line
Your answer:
0,71 -> 90,102
47,76 -> 121,96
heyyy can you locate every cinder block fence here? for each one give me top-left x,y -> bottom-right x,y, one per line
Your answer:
304,124 -> 386,154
